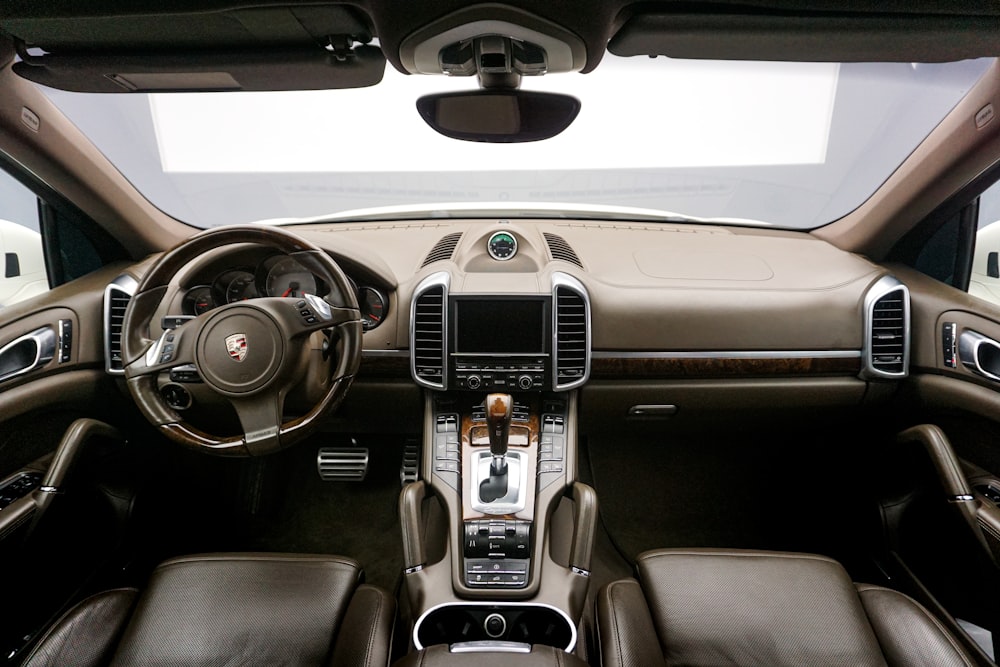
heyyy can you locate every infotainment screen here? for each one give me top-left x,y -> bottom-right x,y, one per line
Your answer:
454,299 -> 547,354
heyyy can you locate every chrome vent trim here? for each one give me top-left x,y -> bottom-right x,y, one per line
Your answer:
421,232 -> 463,267
552,272 -> 591,391
861,276 -> 910,379
410,272 -> 449,390
543,233 -> 583,268
104,274 -> 138,375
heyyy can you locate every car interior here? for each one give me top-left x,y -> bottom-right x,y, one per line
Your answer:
2,1 -> 1000,666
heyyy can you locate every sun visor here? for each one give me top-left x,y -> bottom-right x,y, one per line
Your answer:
610,13 -> 1000,62
2,4 -> 384,92
11,46 -> 385,93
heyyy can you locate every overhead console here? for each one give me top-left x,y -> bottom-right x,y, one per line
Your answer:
410,272 -> 590,392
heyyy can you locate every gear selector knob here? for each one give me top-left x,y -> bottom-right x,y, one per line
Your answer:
480,393 -> 513,503
486,393 -> 512,455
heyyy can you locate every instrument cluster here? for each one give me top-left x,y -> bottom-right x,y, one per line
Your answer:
180,253 -> 388,331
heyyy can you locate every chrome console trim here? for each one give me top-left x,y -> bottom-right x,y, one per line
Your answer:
413,601 -> 577,652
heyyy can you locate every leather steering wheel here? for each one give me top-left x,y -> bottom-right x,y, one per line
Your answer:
122,226 -> 362,456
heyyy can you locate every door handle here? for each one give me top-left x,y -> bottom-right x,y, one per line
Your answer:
0,327 -> 56,383
958,330 -> 1000,382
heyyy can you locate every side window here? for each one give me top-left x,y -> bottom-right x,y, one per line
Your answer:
0,168 -> 48,308
970,181 -> 1000,306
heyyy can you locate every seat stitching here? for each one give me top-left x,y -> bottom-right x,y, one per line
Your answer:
862,587 -> 975,667
604,580 -> 627,667
362,589 -> 383,667
638,550 -> 836,566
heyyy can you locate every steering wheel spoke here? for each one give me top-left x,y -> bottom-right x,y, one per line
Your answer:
124,321 -> 199,378
230,392 -> 286,456
253,294 -> 360,337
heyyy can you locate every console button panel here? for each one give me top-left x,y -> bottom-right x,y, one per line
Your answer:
464,519 -> 532,588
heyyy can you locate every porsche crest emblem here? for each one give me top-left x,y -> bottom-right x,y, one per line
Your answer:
225,333 -> 248,362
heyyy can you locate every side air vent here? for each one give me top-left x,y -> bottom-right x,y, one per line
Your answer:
421,232 -> 463,267
544,233 -> 583,268
552,273 -> 591,390
862,276 -> 910,379
411,273 -> 449,389
104,275 -> 138,375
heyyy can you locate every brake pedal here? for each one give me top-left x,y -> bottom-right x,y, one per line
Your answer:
317,444 -> 369,482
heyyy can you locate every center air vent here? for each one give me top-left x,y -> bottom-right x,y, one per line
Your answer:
862,276 -> 910,379
544,233 -> 583,268
421,232 -> 463,267
104,275 -> 138,375
552,273 -> 590,390
411,273 -> 449,389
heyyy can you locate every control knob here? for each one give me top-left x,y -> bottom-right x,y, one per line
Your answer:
484,613 -> 506,638
467,375 -> 482,390
518,375 -> 533,390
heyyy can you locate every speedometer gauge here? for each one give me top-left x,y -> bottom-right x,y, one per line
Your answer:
262,256 -> 318,298
487,231 -> 518,261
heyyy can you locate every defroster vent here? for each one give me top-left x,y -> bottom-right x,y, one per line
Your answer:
552,273 -> 590,390
421,232 -> 463,267
104,275 -> 137,375
544,233 -> 583,268
863,277 -> 910,379
411,273 -> 449,389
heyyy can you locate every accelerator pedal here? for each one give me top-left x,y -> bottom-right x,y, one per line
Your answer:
317,442 -> 369,482
400,437 -> 420,486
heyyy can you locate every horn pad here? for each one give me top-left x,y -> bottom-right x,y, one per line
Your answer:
196,307 -> 285,395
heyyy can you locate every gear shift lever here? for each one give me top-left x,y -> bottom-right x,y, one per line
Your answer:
486,393 -> 512,474
480,393 -> 512,503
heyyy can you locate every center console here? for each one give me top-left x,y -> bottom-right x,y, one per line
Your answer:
402,271 -> 595,655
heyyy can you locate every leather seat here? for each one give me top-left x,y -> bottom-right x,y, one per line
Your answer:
21,553 -> 395,667
597,549 -> 982,667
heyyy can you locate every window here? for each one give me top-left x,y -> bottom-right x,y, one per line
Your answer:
0,168 -> 48,308
971,180 -> 1000,305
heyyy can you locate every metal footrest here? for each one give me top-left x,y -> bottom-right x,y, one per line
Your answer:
317,446 -> 369,482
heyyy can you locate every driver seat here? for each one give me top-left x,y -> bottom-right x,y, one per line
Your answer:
20,553 -> 395,667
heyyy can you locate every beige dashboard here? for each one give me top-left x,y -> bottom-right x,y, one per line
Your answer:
288,218 -> 889,355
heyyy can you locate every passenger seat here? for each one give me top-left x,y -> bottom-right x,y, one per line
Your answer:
597,548 -> 982,667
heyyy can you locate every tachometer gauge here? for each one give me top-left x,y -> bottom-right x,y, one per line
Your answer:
182,286 -> 215,315
358,286 -> 387,331
487,231 -> 518,261
262,256 -> 318,298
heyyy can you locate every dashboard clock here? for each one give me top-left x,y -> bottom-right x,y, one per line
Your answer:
487,231 -> 518,261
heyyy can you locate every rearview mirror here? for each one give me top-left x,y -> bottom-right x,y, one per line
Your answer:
416,90 -> 580,143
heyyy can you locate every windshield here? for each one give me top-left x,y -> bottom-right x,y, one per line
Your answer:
39,54 -> 992,229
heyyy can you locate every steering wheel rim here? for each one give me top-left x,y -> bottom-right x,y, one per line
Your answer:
121,226 -> 362,456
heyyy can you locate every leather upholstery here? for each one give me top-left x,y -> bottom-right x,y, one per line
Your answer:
22,589 -> 137,667
598,549 -> 979,667
24,553 -> 394,667
392,644 -> 589,667
330,584 -> 396,667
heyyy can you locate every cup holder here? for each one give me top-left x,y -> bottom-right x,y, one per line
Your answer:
414,602 -> 576,652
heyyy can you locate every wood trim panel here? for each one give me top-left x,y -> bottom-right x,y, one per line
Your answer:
590,355 -> 861,379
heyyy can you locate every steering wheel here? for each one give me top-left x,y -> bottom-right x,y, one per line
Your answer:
121,226 -> 362,456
